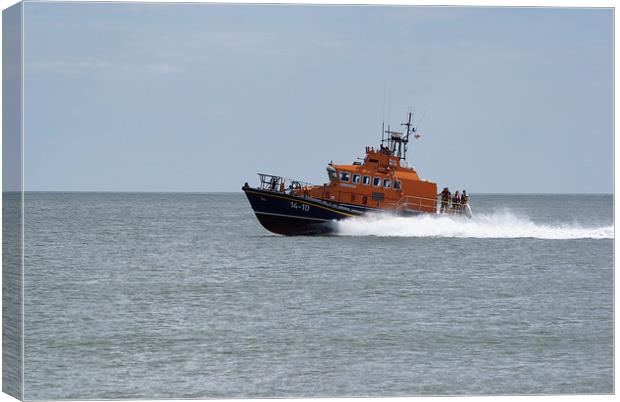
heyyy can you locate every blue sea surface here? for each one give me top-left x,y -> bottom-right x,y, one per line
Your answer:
22,193 -> 613,399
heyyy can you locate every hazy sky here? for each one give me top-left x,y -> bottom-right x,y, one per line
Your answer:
23,3 -> 613,193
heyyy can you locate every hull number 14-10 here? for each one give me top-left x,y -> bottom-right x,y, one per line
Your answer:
290,202 -> 310,212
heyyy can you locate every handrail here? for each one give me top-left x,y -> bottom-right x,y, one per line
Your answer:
257,173 -> 315,193
396,194 -> 440,205
395,194 -> 471,213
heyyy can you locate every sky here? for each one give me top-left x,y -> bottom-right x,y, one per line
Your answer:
22,3 -> 613,193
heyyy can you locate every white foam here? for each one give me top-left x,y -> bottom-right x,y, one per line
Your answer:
334,210 -> 614,239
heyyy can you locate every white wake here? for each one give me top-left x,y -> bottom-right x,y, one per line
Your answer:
334,210 -> 613,239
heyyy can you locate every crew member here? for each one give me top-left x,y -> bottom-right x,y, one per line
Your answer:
439,187 -> 451,213
279,181 -> 285,192
269,176 -> 278,191
460,190 -> 469,213
452,191 -> 461,212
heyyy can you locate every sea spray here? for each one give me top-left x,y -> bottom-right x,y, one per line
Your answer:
334,210 -> 614,239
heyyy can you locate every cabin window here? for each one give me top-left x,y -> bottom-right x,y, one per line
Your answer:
362,176 -> 371,185
372,177 -> 382,187
339,171 -> 350,182
383,179 -> 391,188
327,167 -> 337,182
393,180 -> 401,190
352,174 -> 361,184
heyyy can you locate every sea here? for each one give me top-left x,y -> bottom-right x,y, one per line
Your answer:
19,192 -> 613,399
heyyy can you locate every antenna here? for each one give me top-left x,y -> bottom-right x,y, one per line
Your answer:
417,110 -> 427,131
387,88 -> 391,128
381,121 -> 385,144
381,92 -> 385,142
402,112 -> 413,141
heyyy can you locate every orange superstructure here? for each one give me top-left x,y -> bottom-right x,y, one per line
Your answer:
302,146 -> 437,213
296,112 -> 437,214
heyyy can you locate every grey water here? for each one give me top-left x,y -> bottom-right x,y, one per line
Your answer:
20,193 -> 613,399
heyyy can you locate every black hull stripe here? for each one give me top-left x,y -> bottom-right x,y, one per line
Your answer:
255,211 -> 330,222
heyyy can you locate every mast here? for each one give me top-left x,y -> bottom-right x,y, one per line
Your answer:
401,112 -> 414,161
377,111 -> 419,161
402,112 -> 413,140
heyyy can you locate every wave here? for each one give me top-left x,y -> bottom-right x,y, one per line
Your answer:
334,210 -> 613,239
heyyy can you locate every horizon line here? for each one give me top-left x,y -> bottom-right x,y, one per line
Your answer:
6,190 -> 615,195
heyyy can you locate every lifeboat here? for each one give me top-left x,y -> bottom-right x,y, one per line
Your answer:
242,112 -> 471,235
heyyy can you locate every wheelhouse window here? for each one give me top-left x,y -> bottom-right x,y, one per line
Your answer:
352,174 -> 361,184
327,166 -> 337,183
372,177 -> 382,187
383,179 -> 392,188
362,176 -> 371,185
339,171 -> 350,182
393,180 -> 401,190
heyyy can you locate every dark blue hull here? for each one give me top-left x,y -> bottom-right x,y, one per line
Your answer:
242,185 -> 362,235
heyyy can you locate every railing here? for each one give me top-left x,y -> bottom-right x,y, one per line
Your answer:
257,173 -> 314,194
393,195 -> 437,213
437,196 -> 472,217
395,194 -> 472,216
441,202 -> 472,218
